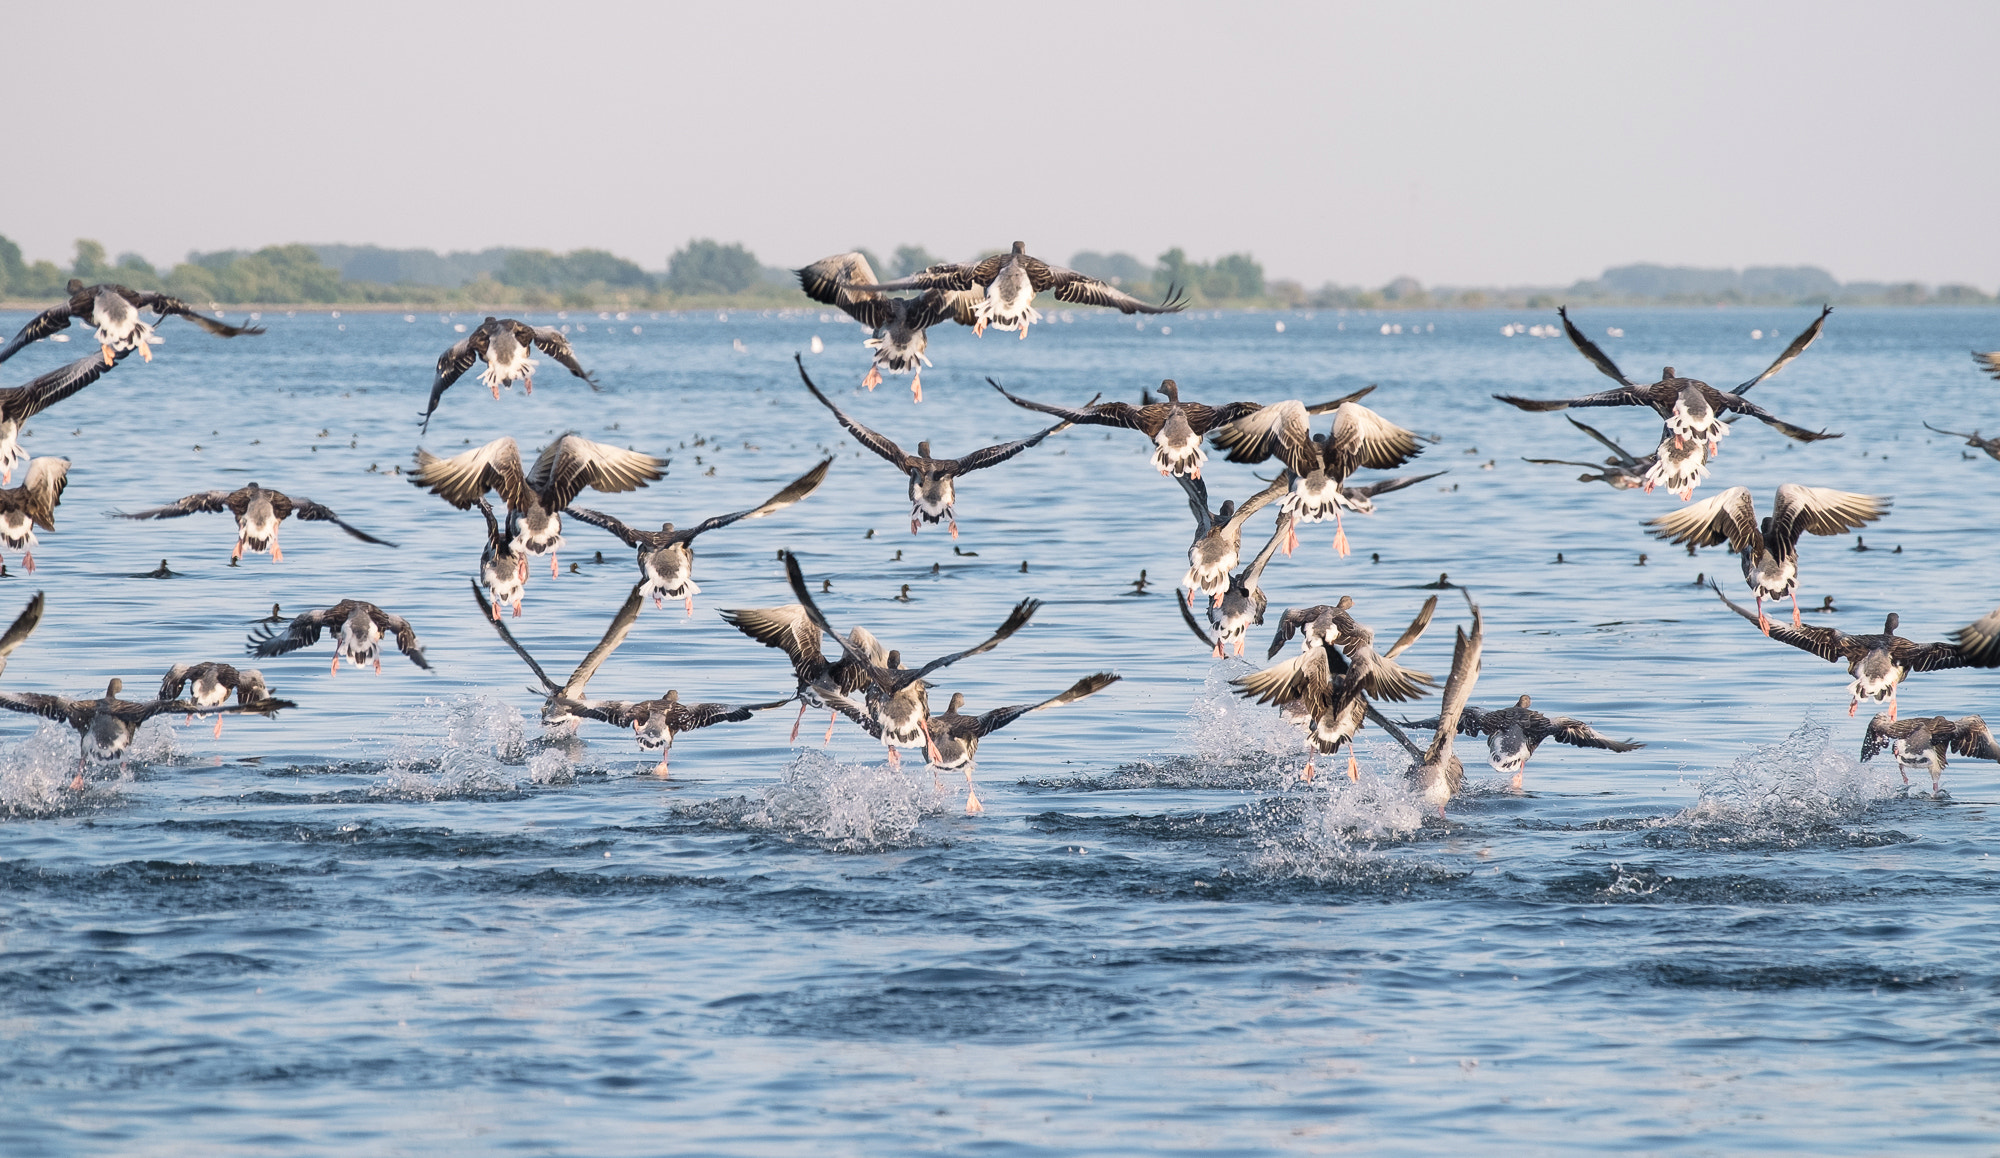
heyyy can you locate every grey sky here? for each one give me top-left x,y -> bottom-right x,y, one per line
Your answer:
6,0 -> 1995,288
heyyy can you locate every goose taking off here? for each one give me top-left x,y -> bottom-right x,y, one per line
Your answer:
1175,512 -> 1293,657
556,689 -> 791,777
859,241 -> 1185,339
247,599 -> 431,675
1861,712 -> 2000,795
0,677 -> 293,786
1403,693 -> 1643,792
1923,421 -> 2000,462
993,378 -> 1259,478
1646,484 -> 1890,633
0,280 -> 265,368
719,597 -> 880,747
0,349 -> 131,484
928,673 -> 1121,814
477,578 -> 644,729
475,496 -> 530,619
1411,597 -> 1483,818
111,482 -> 395,563
1494,306 -> 1840,469
408,433 -> 666,576
1177,472 -> 1288,602
0,457 -> 67,573
0,591 -> 45,677
799,359 -> 1065,537
796,251 -> 980,401
421,317 -> 598,431
1711,582 -> 2000,719
156,662 -> 273,738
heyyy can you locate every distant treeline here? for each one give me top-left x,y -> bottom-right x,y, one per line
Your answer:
0,233 -> 1990,309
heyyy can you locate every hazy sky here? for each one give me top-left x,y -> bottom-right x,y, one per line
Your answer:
7,0 -> 1995,288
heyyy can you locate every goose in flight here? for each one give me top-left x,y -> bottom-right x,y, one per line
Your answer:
1861,712 -> 2000,796
474,496 -> 531,620
926,673 -> 1121,814
1411,597 -> 1483,818
0,457 -> 67,573
1403,693 -> 1643,792
0,349 -> 131,484
1923,421 -> 2000,462
1175,512 -> 1293,658
993,378 -> 1259,478
1973,351 -> 2000,381
796,251 -> 980,401
798,358 -> 1064,537
1494,305 -> 1839,458
0,677 -> 293,786
421,317 -> 598,430
157,662 -> 273,738
408,433 -> 667,575
1209,394 -> 1437,555
0,279 -> 264,368
0,591 -> 45,676
1646,484 -> 1890,633
247,599 -> 430,675
476,577 -> 644,729
1176,472 -> 1288,602
111,482 -> 395,563
567,455 -> 830,612
859,241 -> 1185,339
557,689 -> 791,777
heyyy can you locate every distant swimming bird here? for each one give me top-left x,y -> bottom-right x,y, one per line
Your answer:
0,279 -> 265,368
993,378 -> 1261,478
557,689 -> 791,776
474,496 -> 530,620
408,433 -> 666,575
795,251 -> 980,401
1646,484 -> 1890,632
861,241 -> 1185,339
0,458 -> 66,573
1973,351 -> 2000,381
0,591 -> 44,677
1806,595 -> 1838,614
157,662 -> 272,738
0,677 -> 293,785
1711,582 -> 2000,718
421,317 -> 597,430
477,577 -> 643,729
1861,712 -> 2000,795
1209,393 -> 1435,554
1128,569 -> 1151,595
567,455 -> 830,612
1493,306 -> 1840,470
0,350 -> 129,484
1403,693 -> 1643,791
800,359 -> 1066,537
1411,597 -> 1483,817
928,673 -> 1121,813
1923,421 -> 2000,462
1177,473 -> 1287,602
111,482 -> 394,563
247,599 -> 430,675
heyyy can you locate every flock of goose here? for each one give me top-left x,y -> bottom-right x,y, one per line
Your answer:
1,253 -> 1999,814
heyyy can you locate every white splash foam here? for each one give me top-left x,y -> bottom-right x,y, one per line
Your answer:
688,749 -> 948,851
377,695 -> 528,799
1675,717 -> 1903,830
0,723 -> 89,817
1177,662 -> 1303,763
1248,738 -> 1432,879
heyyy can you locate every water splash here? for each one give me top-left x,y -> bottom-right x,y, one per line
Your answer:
376,695 -> 529,800
1246,738 -> 1435,881
0,724 -> 89,818
674,749 -> 948,852
1177,662 -> 1303,762
1674,717 -> 1903,832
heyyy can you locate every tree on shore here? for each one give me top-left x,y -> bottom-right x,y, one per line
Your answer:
667,239 -> 759,295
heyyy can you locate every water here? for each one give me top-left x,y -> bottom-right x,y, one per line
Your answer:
2,305 -> 1998,1153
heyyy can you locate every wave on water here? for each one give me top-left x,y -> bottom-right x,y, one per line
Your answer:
671,749 -> 950,852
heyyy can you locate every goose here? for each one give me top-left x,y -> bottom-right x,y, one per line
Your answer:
0,458 -> 67,573
1175,512 -> 1293,657
1402,693 -> 1643,791
799,358 -> 1066,537
556,689 -> 791,777
1411,598 -> 1483,817
1494,305 -> 1840,457
776,552 -> 1040,768
1208,393 -> 1434,554
1711,582 -> 2000,718
0,677 -> 293,786
111,481 -> 394,562
1521,415 -> 1670,491
475,496 -> 530,619
0,349 -> 129,484
720,603 -> 882,747
0,279 -> 265,368
408,433 -> 666,575
1266,594 -> 1441,701
1861,712 -> 2000,796
860,241 -> 1185,339
421,317 -> 598,431
991,377 -> 1261,478
476,578 -> 644,729
247,599 -> 430,675
1646,484 -> 1890,632
1923,421 -> 2000,462
927,673 -> 1121,814
1973,351 -> 2000,381
567,456 -> 830,612
795,251 -> 981,401
156,662 -> 273,738
1177,473 -> 1288,602
0,591 -> 44,676
1232,596 -> 1437,781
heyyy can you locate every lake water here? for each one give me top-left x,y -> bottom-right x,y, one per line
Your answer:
2,303 -> 1998,1154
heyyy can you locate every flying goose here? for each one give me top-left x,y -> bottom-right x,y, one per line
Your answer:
1266,594 -> 1441,702
1208,394 -> 1434,554
0,279 -> 265,368
1923,421 -> 2000,462
0,457 -> 67,573
1711,582 -> 2000,718
0,349 -> 130,484
1402,693 -> 1643,792
1177,473 -> 1289,603
860,241 -> 1186,339
1494,305 -> 1839,456
1973,351 -> 2000,381
156,662 -> 273,738
719,599 -> 881,746
0,591 -> 44,677
247,599 -> 431,675
797,360 -> 1065,537
555,689 -> 791,777
475,496 -> 530,619
111,482 -> 394,563
928,673 -> 1121,813
1176,512 -> 1294,657
1411,598 -> 1483,818
0,677 -> 293,785
1522,415 -> 1660,490
992,378 -> 1261,478
1647,484 -> 1890,633
476,578 -> 644,729
795,251 -> 981,400
408,433 -> 667,575
421,317 -> 598,431
1861,712 -> 2000,796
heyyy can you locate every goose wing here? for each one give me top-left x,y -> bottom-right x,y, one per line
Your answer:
0,590 -> 43,674
526,434 -> 666,511
17,458 -> 67,531
1326,401 -> 1425,476
421,328 -> 488,430
0,690 -> 88,728
0,303 -> 79,366
1887,636 -> 1973,675
1947,716 -> 2000,762
130,293 -> 266,338
1232,645 -> 1334,707
409,437 -> 527,510
292,498 -> 397,546
0,350 -> 132,431
1491,385 -> 1659,414
1974,352 -> 2000,381
989,379 -> 1153,431
1222,475 -> 1291,535
365,605 -> 431,670
110,488 -> 235,521
948,420 -> 1070,475
1562,415 -> 1644,466
471,578 -> 560,694
1710,581 -> 1853,662
1858,713 -> 1920,762
1645,486 -> 1758,551
719,603 -> 827,682
1344,470 -> 1447,501
1174,472 -> 1214,541
563,581 -> 646,696
902,288 -> 978,330
558,697 -> 638,728
1208,399 -> 1319,475
1768,484 -> 1890,549
527,327 -> 599,388
1240,514 -> 1292,590
1266,605 -> 1332,660
156,662 -> 195,703
964,672 -> 1121,738
1711,392 -> 1842,442
562,505 -> 653,548
1735,306 -> 1831,394
1544,716 -> 1646,752
1177,588 -> 1217,648
796,251 -> 879,304
672,457 -> 832,543
1951,606 -> 2000,667
798,356 -> 908,466
1382,595 -> 1439,660
246,602 -> 347,658
1041,267 -> 1188,314
865,254 -> 1002,292
891,599 -> 1042,689
1423,603 -> 1484,767
1558,305 -> 1636,386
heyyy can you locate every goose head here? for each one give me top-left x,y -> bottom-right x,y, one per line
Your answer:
1158,379 -> 1181,403
947,692 -> 966,713
1884,612 -> 1900,634
105,678 -> 123,700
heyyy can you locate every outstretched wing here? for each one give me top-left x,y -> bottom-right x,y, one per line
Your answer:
18,458 -> 67,531
367,606 -> 431,670
1344,470 -> 1447,501
797,356 -> 907,466
1710,581 -> 1849,662
422,331 -> 482,430
1232,646 -> 1333,707
718,603 -> 827,680
866,254 -> 1001,292
1948,716 -> 2000,762
564,581 -> 646,697
563,505 -> 649,548
472,578 -> 560,693
110,489 -> 234,521
892,599 -> 1042,689
1423,603 -> 1484,768
1043,268 -> 1188,315
409,437 -> 526,510
796,251 -> 879,304
1545,716 -> 1646,753
1711,393 -> 1842,442
675,457 -> 833,542
0,301 -> 79,366
1382,596 -> 1439,660
1645,486 -> 1758,551
1951,605 -> 2000,668
1177,588 -> 1217,648
1208,399 -> 1319,475
1326,401 -> 1425,477
1558,305 -> 1636,386
1563,415 -> 1642,466
1492,385 -> 1655,414
989,379 -> 1150,430
950,420 -> 1070,475
1974,352 -> 2000,381
526,433 -> 666,511
1266,605 -> 1331,660
1735,306 -> 1831,394
1768,484 -> 1889,549
0,690 -> 85,728
0,590 -> 43,674
528,327 -> 599,389
967,672 -> 1121,737
292,498 -> 397,546
131,293 -> 266,338
1175,472 -> 1214,541
247,604 -> 342,658
1859,713 -> 1910,762
0,347 -> 133,426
